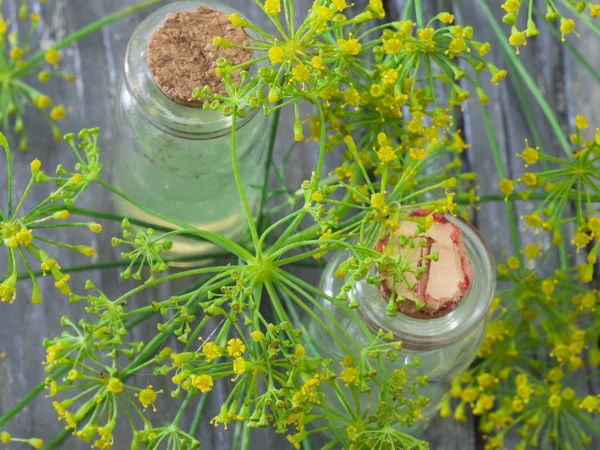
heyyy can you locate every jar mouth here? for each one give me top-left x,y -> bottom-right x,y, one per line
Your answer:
124,1 -> 261,139
355,214 -> 496,351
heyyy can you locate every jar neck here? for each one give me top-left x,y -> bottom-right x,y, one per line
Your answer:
353,215 -> 496,351
123,0 -> 258,140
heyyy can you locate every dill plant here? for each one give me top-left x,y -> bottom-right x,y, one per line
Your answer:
0,1 -> 599,450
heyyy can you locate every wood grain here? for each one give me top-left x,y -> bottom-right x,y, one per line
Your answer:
0,1 -> 596,450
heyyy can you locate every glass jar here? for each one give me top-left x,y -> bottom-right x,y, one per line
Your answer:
309,214 -> 495,435
113,1 -> 269,260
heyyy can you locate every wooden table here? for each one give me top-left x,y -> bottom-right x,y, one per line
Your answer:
1,1 -> 598,449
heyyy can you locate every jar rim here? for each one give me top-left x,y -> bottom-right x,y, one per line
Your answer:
354,214 -> 496,351
124,0 -> 260,139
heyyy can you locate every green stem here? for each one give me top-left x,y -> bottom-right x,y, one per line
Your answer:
257,108 -> 281,233
230,109 -> 260,258
415,0 -> 424,28
475,193 -> 600,203
98,180 -> 253,260
1,133 -> 13,215
188,394 -> 209,437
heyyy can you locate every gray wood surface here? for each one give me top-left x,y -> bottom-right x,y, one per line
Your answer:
0,1 -> 598,449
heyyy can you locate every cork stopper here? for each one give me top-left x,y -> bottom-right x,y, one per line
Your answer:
147,6 -> 252,106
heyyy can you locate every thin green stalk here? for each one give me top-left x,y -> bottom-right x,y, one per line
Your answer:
1,132 -> 12,215
415,0 -> 424,28
99,180 -> 253,260
188,394 -> 209,437
257,108 -> 281,232
231,109 -> 260,257
475,193 -> 600,203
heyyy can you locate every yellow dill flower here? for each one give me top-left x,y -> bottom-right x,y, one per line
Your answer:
377,145 -> 396,163
592,5 -> 600,18
522,172 -> 539,186
45,49 -> 60,65
461,387 -> 479,403
499,179 -> 515,199
501,0 -> 521,13
439,12 -> 454,23
50,105 -> 66,120
311,55 -> 324,69
292,64 -> 311,82
409,148 -> 426,160
560,19 -> 577,41
381,68 -> 399,85
507,256 -> 520,270
491,69 -> 508,86
368,0 -> 385,17
509,30 -> 527,54
383,38 -> 402,54
1,432 -> 10,443
106,378 -> 124,393
518,139 -> 539,166
228,13 -> 247,27
10,47 -> 24,61
524,243 -> 541,259
1,275 -> 17,304
314,4 -> 334,21
525,213 -> 543,229
192,374 -> 214,393
479,42 -> 491,56
15,228 -> 33,246
573,232 -> 592,249
312,192 -> 324,202
580,395 -> 600,413
418,27 -> 435,42
233,357 -> 246,379
202,342 -> 222,362
562,388 -> 575,400
136,385 -> 162,411
250,330 -> 264,342
340,366 -> 358,385
268,46 -> 285,64
588,217 -> 600,234
343,88 -> 360,106
548,394 -> 562,409
264,0 -> 281,15
338,37 -> 361,55
371,192 -> 388,216
89,223 -> 103,233
38,71 -> 51,83
477,373 -> 498,388
332,0 -> 349,12
370,84 -> 384,97
407,117 -> 423,133
541,279 -> 556,295
34,95 -> 52,109
575,115 -> 589,130
227,338 -> 245,357
448,37 -> 466,54
547,367 -> 563,383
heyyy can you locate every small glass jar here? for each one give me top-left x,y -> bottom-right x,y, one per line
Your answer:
113,1 -> 268,259
310,215 -> 495,434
